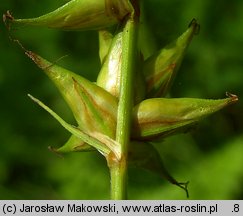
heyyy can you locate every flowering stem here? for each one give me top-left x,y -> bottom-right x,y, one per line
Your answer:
109,6 -> 139,200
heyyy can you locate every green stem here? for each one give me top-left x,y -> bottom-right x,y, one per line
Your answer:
110,8 -> 139,200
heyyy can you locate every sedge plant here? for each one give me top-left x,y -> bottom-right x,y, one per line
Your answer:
4,0 -> 238,199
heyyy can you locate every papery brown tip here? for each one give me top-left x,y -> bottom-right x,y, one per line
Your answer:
25,50 -> 44,68
188,18 -> 200,35
25,50 -> 55,71
176,181 -> 190,198
3,10 -> 14,30
226,92 -> 238,103
48,146 -> 64,158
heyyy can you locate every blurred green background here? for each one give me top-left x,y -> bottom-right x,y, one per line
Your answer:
0,0 -> 242,199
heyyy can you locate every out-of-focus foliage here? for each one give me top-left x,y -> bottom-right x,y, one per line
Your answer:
0,0 -> 242,199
